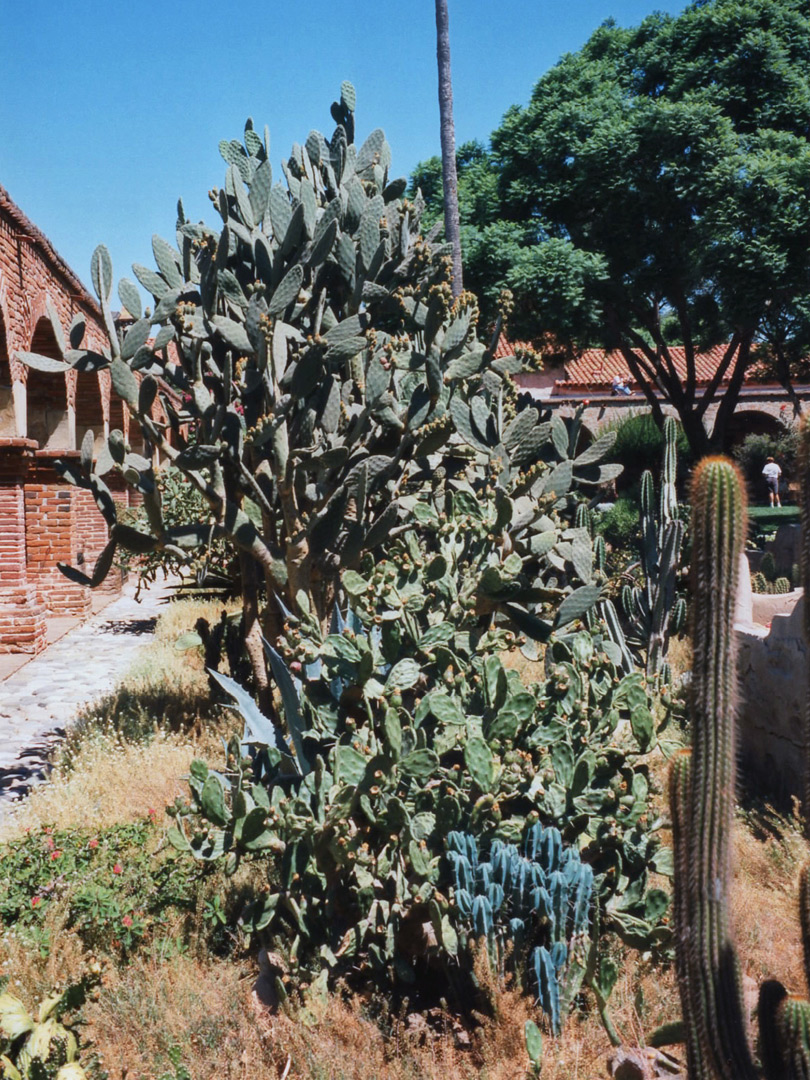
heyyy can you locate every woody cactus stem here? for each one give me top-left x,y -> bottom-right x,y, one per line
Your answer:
669,751 -> 702,1080
672,456 -> 757,1079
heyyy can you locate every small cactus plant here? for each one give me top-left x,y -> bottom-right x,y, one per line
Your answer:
761,550 -> 777,582
613,415 -> 685,679
446,824 -> 594,1033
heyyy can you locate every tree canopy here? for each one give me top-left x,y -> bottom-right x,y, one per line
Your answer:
411,0 -> 810,453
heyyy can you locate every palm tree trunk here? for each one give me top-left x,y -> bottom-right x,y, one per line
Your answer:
435,0 -> 463,297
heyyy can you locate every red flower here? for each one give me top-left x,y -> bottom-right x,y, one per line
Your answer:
121,915 -> 133,928
50,849 -> 61,861
88,838 -> 99,850
112,864 -> 123,875
31,897 -> 41,908
147,808 -> 157,820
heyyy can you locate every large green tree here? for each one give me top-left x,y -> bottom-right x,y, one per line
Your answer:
413,0 -> 810,453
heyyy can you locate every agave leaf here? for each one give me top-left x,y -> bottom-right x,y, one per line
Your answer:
263,639 -> 311,773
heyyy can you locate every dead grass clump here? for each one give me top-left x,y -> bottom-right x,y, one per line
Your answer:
732,802 -> 810,994
81,948 -> 635,1079
0,732 -> 199,840
60,597 -> 238,757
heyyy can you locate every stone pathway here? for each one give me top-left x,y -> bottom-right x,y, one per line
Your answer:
0,576 -> 176,807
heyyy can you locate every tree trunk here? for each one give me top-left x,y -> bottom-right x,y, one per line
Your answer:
435,0 -> 463,297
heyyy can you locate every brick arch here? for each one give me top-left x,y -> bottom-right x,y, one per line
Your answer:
724,407 -> 787,449
26,316 -> 70,449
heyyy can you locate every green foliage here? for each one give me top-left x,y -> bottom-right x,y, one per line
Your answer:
761,550 -> 777,581
604,413 -> 692,484
0,821 -> 201,959
733,428 -> 798,487
0,975 -> 99,1079
414,0 -> 810,451
595,498 -> 639,554
119,465 -> 239,594
168,495 -> 670,1024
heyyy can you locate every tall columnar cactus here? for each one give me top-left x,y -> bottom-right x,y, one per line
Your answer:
671,453 -> 810,1079
620,415 -> 685,679
801,415 -> 810,831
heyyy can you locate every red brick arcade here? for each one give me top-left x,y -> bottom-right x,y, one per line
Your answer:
0,186 -> 136,654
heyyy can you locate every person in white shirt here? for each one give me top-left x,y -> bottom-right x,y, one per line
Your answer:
762,457 -> 782,507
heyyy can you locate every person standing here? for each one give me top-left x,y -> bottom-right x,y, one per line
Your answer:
762,456 -> 782,507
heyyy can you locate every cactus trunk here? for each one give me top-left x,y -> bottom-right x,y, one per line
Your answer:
672,456 -> 757,1079
800,416 -> 810,831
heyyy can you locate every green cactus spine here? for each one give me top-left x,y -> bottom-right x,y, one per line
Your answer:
671,456 -> 757,1080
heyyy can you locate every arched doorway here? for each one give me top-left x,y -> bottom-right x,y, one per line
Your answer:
26,317 -> 69,448
724,408 -> 787,449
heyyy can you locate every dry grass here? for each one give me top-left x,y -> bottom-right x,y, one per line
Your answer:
0,731 -> 201,840
60,597 -> 239,754
0,598 -> 240,841
79,951 -> 618,1080
732,801 -> 810,994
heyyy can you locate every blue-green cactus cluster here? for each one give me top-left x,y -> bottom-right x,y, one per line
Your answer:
446,825 -> 593,1032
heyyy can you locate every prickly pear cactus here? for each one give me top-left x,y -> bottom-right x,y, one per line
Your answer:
168,502 -> 668,1008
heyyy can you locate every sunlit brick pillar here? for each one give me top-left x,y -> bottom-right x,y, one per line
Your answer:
24,451 -> 91,618
0,439 -> 46,653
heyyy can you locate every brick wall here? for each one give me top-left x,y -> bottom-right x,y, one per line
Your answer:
0,187 -> 182,650
0,443 -> 46,652
24,455 -> 91,618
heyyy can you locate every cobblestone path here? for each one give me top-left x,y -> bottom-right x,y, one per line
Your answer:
0,577 -> 175,806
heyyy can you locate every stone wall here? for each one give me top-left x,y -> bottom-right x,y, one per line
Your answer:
736,571 -> 807,803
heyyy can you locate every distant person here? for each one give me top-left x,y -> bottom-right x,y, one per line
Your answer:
611,374 -> 632,396
762,456 -> 782,507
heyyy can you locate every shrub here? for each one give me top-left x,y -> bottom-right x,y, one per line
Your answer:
603,413 -> 692,487
167,494 -> 671,1031
761,551 -> 777,582
732,429 -> 798,487
595,497 -> 639,553
0,820 -> 201,959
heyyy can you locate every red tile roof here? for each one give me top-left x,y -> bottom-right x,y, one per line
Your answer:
563,345 -> 736,390
495,335 -> 771,391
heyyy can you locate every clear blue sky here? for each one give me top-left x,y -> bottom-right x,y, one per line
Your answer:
1,1 -> 686,300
